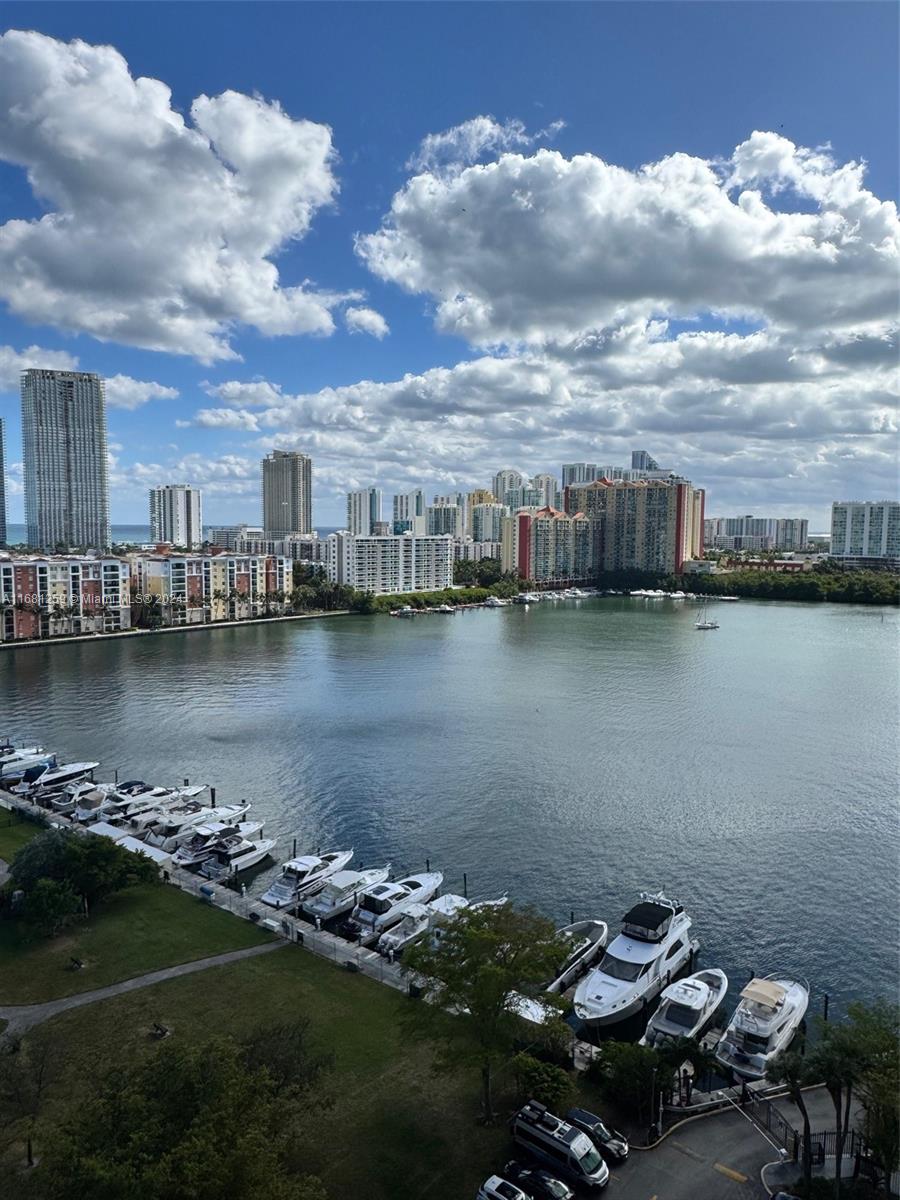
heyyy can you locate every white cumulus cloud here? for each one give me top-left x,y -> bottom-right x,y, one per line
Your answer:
344,306 -> 389,339
0,30 -> 348,363
104,374 -> 179,410
407,115 -> 565,174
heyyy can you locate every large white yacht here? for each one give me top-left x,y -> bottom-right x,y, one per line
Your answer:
260,850 -> 354,910
1,751 -> 57,781
639,967 -> 728,1048
13,761 -> 99,797
199,833 -> 278,879
573,892 -> 699,1026
346,871 -> 443,942
302,866 -> 392,924
171,820 -> 264,868
715,975 -> 809,1079
142,802 -> 251,851
376,893 -> 470,957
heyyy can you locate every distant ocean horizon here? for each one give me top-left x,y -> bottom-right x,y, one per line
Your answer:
4,524 -> 340,546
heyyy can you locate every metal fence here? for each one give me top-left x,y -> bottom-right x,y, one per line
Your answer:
167,866 -> 415,994
744,1090 -> 800,1160
806,1128 -> 900,1198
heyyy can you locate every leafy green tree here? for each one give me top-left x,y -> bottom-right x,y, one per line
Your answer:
24,878 -> 80,937
0,1030 -> 63,1169
807,1020 -> 859,1199
587,1040 -> 671,1127
36,1029 -> 329,1200
511,1052 -> 574,1112
10,829 -> 158,916
404,902 -> 568,1122
847,1000 -> 900,1197
8,829 -> 71,891
349,590 -> 377,614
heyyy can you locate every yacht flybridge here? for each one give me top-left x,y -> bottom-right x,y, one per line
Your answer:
260,850 -> 354,910
639,968 -> 728,1048
302,866 -> 392,924
716,975 -> 809,1079
573,892 -> 699,1027
545,920 -> 609,994
346,871 -> 443,943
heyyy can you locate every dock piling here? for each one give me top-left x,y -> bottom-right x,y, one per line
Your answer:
463,872 -> 468,898
210,787 -> 216,807
823,993 -> 829,1022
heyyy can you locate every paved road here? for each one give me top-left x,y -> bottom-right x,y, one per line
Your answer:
607,1109 -> 778,1199
0,940 -> 284,1038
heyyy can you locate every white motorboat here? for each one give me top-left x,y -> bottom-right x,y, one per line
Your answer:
346,871 -> 443,942
260,849 -> 354,910
545,919 -> 609,994
50,779 -> 100,815
377,892 -> 470,957
0,744 -> 45,764
303,865 -> 392,924
14,761 -> 99,797
171,819 -> 264,868
72,780 -> 170,823
715,975 -> 809,1079
639,968 -> 729,1048
102,784 -> 208,824
484,596 -> 508,607
393,606 -> 417,618
695,603 -> 719,630
199,834 -> 278,879
142,802 -> 251,851
573,892 -> 699,1027
1,752 -> 56,780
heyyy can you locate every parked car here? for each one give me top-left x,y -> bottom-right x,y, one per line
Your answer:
503,1159 -> 575,1199
565,1107 -> 629,1164
476,1177 -> 531,1200
511,1100 -> 609,1190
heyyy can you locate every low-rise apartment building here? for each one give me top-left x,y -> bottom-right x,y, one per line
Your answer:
1,554 -> 131,641
130,551 -> 292,623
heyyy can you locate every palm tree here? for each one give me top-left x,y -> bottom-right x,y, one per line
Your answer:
211,588 -> 228,620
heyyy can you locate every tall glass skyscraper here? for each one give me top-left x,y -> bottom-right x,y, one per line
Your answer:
261,449 -> 313,536
21,369 -> 110,550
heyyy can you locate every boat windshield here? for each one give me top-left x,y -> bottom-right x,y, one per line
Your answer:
664,1002 -> 698,1028
600,953 -> 644,982
360,894 -> 392,915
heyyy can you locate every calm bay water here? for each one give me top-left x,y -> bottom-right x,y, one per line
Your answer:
2,597 -> 897,1017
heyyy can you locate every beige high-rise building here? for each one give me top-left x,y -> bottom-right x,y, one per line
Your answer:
564,478 -> 704,574
262,450 -> 312,536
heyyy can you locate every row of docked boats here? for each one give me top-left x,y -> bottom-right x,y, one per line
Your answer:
568,891 -> 809,1079
2,741 -> 807,1080
0,742 -> 277,880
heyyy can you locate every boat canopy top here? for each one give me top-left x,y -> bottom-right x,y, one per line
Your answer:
622,898 -> 681,941
741,978 -> 787,1009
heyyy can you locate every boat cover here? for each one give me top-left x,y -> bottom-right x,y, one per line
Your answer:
741,978 -> 787,1008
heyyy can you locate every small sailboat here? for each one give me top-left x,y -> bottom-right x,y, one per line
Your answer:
639,968 -> 729,1047
695,602 -> 719,630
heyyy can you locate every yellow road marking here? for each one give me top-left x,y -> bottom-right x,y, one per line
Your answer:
714,1162 -> 749,1183
670,1139 -> 705,1162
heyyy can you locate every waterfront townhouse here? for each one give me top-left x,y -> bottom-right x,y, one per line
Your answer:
325,532 -> 453,594
501,506 -> 594,582
564,478 -> 704,574
0,553 -> 131,641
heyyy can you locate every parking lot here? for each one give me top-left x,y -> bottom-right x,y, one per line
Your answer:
597,1108 -> 779,1199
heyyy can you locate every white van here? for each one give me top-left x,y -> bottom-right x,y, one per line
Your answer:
511,1100 -> 610,1190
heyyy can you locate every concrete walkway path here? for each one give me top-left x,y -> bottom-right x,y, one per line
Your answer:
0,940 -> 285,1039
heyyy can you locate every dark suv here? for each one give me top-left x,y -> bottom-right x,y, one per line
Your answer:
503,1160 -> 575,1200
565,1108 -> 629,1164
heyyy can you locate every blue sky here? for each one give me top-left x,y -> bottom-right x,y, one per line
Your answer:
0,2 -> 897,529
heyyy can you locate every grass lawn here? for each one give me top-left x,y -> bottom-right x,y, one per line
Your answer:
0,819 -> 41,862
18,947 -> 519,1200
0,883 -> 272,1004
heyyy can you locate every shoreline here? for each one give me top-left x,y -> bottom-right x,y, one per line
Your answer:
0,608 -> 351,653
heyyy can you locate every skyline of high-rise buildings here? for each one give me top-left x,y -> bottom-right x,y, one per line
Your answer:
21,368 -> 110,551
